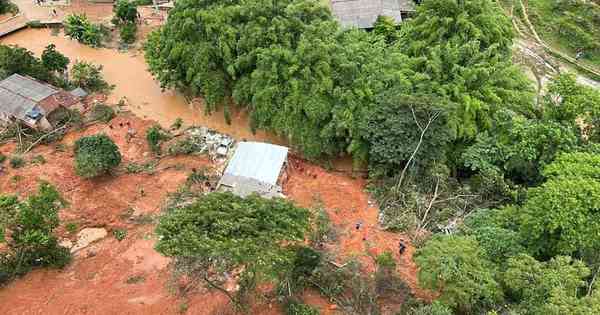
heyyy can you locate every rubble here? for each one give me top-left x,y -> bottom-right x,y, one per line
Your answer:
167,126 -> 234,162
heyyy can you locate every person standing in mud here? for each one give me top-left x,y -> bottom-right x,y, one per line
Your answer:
398,240 -> 406,255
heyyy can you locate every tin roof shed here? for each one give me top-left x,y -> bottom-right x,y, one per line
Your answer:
218,142 -> 289,198
331,0 -> 415,29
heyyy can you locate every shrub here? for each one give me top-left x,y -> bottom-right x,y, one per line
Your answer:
146,124 -> 170,154
0,153 -> 6,164
120,22 -> 137,44
170,118 -> 183,130
90,103 -> 116,122
113,229 -> 127,241
9,155 -> 24,168
113,0 -> 138,25
74,134 -> 121,178
64,14 -> 109,47
284,299 -> 319,315
30,155 -> 46,165
0,183 -> 71,286
70,61 -> 111,93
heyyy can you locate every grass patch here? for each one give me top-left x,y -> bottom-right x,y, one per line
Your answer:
527,0 -> 600,68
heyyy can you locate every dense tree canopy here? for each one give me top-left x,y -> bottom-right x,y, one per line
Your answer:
155,192 -> 309,303
414,235 -> 502,313
398,0 -> 533,139
145,0 -> 529,165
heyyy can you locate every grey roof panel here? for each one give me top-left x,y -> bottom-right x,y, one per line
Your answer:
0,86 -> 37,119
0,74 -> 57,102
332,0 -> 415,29
222,142 -> 288,186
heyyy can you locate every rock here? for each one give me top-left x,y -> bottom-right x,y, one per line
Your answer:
59,239 -> 73,249
71,228 -> 107,253
329,304 -> 338,310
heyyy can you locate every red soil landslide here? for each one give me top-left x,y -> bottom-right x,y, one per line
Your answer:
0,116 -> 432,314
284,157 -> 434,303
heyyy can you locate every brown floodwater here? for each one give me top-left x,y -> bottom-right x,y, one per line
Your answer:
0,28 -> 358,171
1,28 -> 281,142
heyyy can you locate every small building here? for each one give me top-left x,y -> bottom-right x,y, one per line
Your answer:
331,0 -> 415,29
0,74 -> 83,130
218,142 -> 289,199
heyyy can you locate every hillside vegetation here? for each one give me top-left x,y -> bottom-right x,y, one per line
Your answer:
527,0 -> 600,67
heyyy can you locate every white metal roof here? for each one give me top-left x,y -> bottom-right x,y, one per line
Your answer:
222,142 -> 288,186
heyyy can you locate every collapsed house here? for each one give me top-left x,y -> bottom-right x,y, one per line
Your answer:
0,74 -> 85,130
217,141 -> 289,199
331,0 -> 415,29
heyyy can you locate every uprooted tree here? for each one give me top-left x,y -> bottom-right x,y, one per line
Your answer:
155,192 -> 310,308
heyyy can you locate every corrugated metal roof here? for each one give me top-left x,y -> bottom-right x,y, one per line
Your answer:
0,84 -> 37,119
222,142 -> 288,186
0,74 -> 57,102
332,0 -> 415,29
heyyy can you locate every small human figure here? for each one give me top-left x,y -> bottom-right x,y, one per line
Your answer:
576,50 -> 584,60
52,8 -> 57,17
140,187 -> 145,197
119,122 -> 124,128
109,124 -> 114,129
355,222 -> 361,230
398,240 -> 406,255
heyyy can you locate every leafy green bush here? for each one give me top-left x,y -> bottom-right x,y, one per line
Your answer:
90,103 -> 116,122
25,20 -> 44,29
70,61 -> 112,93
112,0 -> 138,25
64,14 -> 109,47
0,182 -> 71,286
9,155 -> 24,168
0,153 -> 6,164
0,0 -> 18,15
120,22 -> 137,44
146,124 -> 170,154
74,134 -> 122,178
41,44 -> 70,73
284,299 -> 319,315
113,229 -> 127,241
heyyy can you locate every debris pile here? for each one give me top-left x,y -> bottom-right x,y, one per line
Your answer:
167,127 -> 234,162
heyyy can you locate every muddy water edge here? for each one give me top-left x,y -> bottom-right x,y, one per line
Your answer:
1,28 -> 360,171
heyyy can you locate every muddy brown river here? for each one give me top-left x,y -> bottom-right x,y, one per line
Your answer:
1,28 -> 357,170
1,28 -> 280,142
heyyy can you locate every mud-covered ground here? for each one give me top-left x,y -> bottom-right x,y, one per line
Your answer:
0,112 -> 430,314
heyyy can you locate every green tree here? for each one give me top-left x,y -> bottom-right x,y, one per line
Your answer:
113,0 -> 138,25
0,44 -> 54,82
74,134 -> 122,178
517,153 -> 600,258
414,235 -> 502,313
41,44 -> 70,74
462,111 -> 578,184
362,93 -> 454,177
64,14 -> 108,47
70,61 -> 111,92
504,254 -> 594,314
155,192 -> 309,307
542,74 -> 600,141
0,182 -> 70,285
373,15 -> 399,44
399,0 -> 533,139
